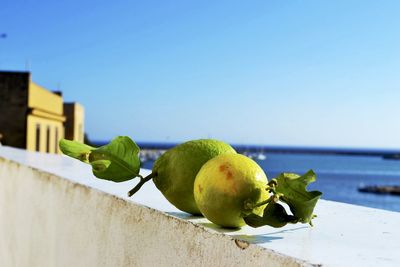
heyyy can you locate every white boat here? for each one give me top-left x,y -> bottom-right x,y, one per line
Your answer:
257,153 -> 267,160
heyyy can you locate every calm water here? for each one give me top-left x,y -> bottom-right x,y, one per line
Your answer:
142,153 -> 400,212
256,153 -> 400,212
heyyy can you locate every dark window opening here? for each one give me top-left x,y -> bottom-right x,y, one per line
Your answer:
35,124 -> 40,152
55,127 -> 58,153
46,126 -> 50,153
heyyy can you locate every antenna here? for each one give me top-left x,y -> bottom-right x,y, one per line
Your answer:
25,59 -> 31,71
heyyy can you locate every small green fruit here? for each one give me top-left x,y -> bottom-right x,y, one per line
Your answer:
194,153 -> 269,228
152,139 -> 236,215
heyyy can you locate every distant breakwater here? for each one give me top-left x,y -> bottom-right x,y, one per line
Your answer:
92,140 -> 400,157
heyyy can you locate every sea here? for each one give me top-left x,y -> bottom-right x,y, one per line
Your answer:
252,152 -> 400,212
94,141 -> 400,213
144,153 -> 400,212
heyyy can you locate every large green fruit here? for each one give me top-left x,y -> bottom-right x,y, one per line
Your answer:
194,153 -> 269,228
152,139 -> 236,215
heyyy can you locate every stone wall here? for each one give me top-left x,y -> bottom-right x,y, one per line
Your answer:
3,146 -> 399,266
0,155 -> 308,267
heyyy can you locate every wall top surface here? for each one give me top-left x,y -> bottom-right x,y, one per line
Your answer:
1,146 -> 399,267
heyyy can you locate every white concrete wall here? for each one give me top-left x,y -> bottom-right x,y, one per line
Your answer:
0,154 -> 308,267
1,146 -> 400,267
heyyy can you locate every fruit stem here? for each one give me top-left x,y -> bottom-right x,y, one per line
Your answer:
253,190 -> 284,208
253,195 -> 274,208
127,172 -> 157,197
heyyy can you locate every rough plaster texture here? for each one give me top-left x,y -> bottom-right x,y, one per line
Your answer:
0,156 -> 309,267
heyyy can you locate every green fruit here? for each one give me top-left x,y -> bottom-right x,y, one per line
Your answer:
152,139 -> 236,215
194,153 -> 269,228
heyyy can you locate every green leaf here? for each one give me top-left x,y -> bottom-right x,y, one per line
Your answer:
88,136 -> 140,182
59,136 -> 141,182
243,170 -> 322,228
244,202 -> 298,228
90,159 -> 111,172
273,170 -> 322,224
59,139 -> 95,163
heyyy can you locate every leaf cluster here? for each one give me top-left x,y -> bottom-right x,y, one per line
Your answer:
244,170 -> 322,228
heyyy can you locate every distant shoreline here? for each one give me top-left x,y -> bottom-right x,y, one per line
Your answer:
91,140 -> 400,157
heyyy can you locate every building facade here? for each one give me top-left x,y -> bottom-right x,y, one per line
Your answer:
0,71 -> 84,154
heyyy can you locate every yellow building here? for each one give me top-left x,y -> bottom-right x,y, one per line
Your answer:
0,71 -> 84,154
26,82 -> 66,153
64,102 -> 85,143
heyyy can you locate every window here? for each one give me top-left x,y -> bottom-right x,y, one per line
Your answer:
55,127 -> 58,153
46,126 -> 50,153
35,124 -> 40,152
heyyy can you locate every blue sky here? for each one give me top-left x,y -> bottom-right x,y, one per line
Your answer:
1,0 -> 400,148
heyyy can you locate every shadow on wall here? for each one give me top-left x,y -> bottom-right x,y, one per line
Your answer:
230,226 -> 309,244
166,211 -> 308,244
